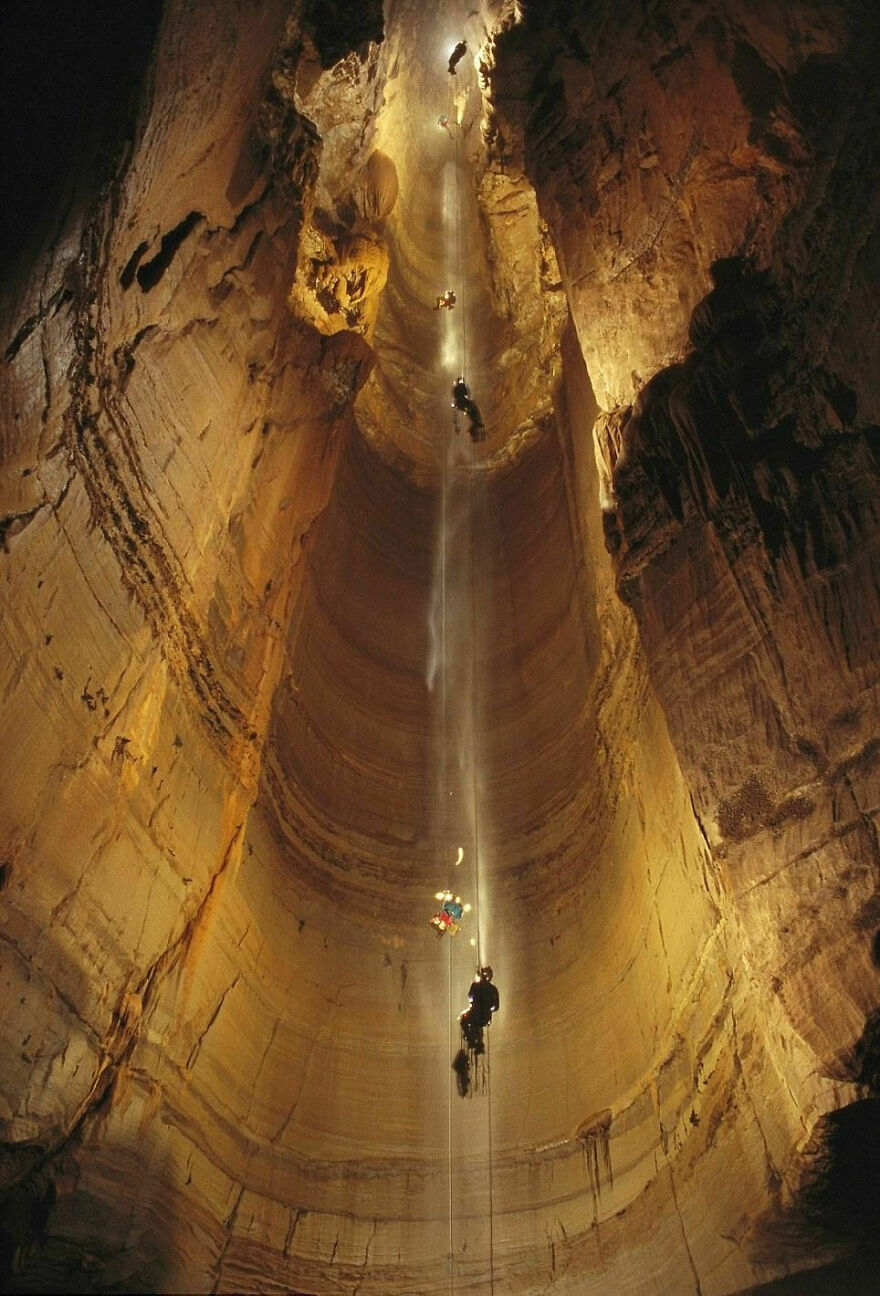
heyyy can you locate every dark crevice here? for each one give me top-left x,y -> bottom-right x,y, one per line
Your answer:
731,40 -> 781,118
849,1008 -> 880,1094
739,1247 -> 880,1295
303,0 -> 384,68
135,212 -> 203,292
2,289 -> 73,363
0,504 -> 46,553
799,1099 -> 880,1239
750,1097 -> 880,1289
119,240 -> 149,289
0,0 -> 163,279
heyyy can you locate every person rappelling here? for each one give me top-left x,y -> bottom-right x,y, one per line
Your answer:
448,41 -> 467,75
429,889 -> 471,936
459,965 -> 499,1053
433,289 -> 456,310
451,376 -> 486,442
452,966 -> 499,1097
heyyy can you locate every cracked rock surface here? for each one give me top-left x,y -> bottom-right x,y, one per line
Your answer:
1,0 -> 879,1293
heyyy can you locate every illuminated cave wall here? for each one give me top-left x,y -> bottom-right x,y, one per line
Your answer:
1,1 -> 878,1293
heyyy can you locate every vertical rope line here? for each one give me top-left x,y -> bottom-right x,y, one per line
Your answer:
468,462 -> 482,968
448,932 -> 455,1295
441,408 -> 454,1295
455,57 -> 478,967
451,51 -> 493,1295
442,74 -> 457,1296
454,93 -> 468,381
470,438 -> 494,1296
458,51 -> 495,1295
486,1029 -> 496,1294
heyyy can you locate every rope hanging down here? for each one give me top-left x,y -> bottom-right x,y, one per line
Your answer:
441,46 -> 495,1295
445,80 -> 485,444
441,366 -> 455,1289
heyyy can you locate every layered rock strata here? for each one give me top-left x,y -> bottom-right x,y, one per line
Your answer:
488,0 -> 880,1279
1,1 -> 878,1293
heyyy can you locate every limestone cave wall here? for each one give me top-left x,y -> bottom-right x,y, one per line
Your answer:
1,1 -> 878,1293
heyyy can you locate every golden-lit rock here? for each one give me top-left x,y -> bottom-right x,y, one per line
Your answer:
290,230 -> 389,337
1,1 -> 878,1293
352,150 -> 399,224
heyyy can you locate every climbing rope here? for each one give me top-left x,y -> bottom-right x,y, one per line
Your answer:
441,381 -> 455,1291
468,416 -> 496,1295
455,58 -> 496,1296
440,52 -> 495,1295
454,96 -> 469,387
441,79 -> 457,1296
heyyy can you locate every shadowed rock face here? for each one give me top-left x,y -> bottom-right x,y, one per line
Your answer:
1,1 -> 878,1293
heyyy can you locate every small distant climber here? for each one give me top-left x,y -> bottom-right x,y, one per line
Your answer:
451,376 -> 486,442
459,966 -> 499,1053
434,289 -> 456,310
430,890 -> 470,936
448,40 -> 467,75
438,114 -> 453,135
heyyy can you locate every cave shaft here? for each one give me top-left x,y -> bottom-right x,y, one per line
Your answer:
1,0 -> 879,1293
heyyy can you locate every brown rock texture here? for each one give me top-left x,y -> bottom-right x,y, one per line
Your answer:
1,0 -> 878,1293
